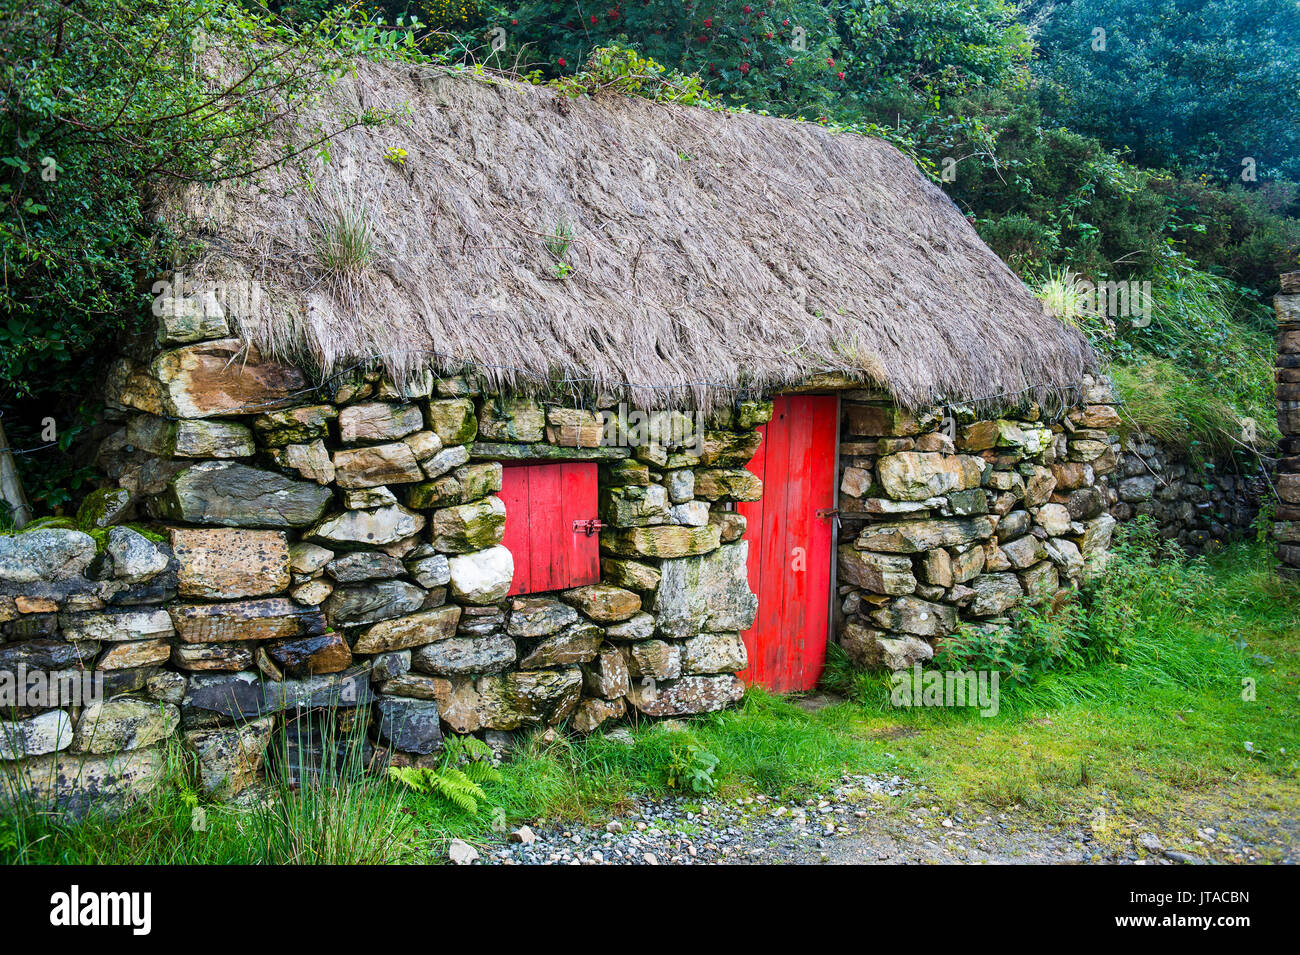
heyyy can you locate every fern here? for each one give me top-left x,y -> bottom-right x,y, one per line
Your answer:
385,735 -> 503,815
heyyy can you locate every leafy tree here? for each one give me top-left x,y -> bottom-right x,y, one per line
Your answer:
0,0 -> 421,510
835,0 -> 1031,106
1033,0 -> 1300,181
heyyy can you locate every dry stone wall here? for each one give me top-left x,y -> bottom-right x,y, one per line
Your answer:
1,286 -> 764,812
834,380 -> 1120,670
1276,270 -> 1300,581
1108,437 -> 1266,550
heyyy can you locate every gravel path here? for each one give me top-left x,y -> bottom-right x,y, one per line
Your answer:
478,773 -> 1298,865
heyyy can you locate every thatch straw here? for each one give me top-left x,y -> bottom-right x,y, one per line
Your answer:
162,60 -> 1094,412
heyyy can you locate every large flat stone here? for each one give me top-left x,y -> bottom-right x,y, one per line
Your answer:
506,597 -> 578,637
433,668 -> 583,732
353,605 -> 462,653
681,631 -> 748,674
648,541 -> 756,639
693,469 -> 762,502
0,529 -> 96,583
561,584 -> 641,622
266,632 -> 353,677
0,746 -> 166,816
152,339 -> 306,418
171,597 -> 323,643
183,666 -> 375,719
60,608 -> 175,642
307,505 -> 426,548
171,642 -> 255,671
97,638 -> 172,670
837,545 -> 917,595
128,415 -> 255,458
411,634 -> 517,676
518,622 -> 603,668
324,580 -> 427,628
0,710 -> 73,760
624,674 -> 744,716
601,524 -> 722,559
698,430 -> 763,467
333,443 -> 424,488
877,452 -> 983,501
601,484 -> 670,527
252,405 -> 337,447
171,528 -> 290,599
71,698 -> 179,754
854,516 -> 995,553
840,622 -> 933,671
157,462 -> 332,528
869,596 -> 957,636
339,402 -> 424,443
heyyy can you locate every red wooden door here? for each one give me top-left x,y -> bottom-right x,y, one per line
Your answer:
736,395 -> 838,692
500,462 -> 601,596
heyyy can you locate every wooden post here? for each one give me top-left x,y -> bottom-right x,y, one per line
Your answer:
0,416 -> 33,529
1275,270 -> 1300,581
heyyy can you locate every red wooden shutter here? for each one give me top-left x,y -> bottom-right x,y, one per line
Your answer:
501,462 -> 600,596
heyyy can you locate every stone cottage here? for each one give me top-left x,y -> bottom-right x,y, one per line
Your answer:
0,62 -> 1118,810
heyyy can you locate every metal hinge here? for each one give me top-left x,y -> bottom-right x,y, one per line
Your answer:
572,519 -> 603,536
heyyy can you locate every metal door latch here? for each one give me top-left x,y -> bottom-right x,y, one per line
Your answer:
815,508 -> 841,530
572,519 -> 603,536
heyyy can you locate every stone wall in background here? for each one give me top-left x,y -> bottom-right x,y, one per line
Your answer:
1276,270 -> 1300,582
834,379 -> 1119,672
1,280 -> 765,813
1108,436 -> 1267,551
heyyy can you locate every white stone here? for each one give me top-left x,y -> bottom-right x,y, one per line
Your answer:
448,545 -> 514,605
0,710 -> 74,760
307,505 -> 426,547
669,501 -> 710,526
449,838 -> 480,864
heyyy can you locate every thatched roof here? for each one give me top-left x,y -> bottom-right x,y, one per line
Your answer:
165,60 -> 1094,412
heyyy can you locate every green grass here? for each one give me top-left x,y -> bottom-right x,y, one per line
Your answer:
4,535 -> 1297,864
1110,360 -> 1255,462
